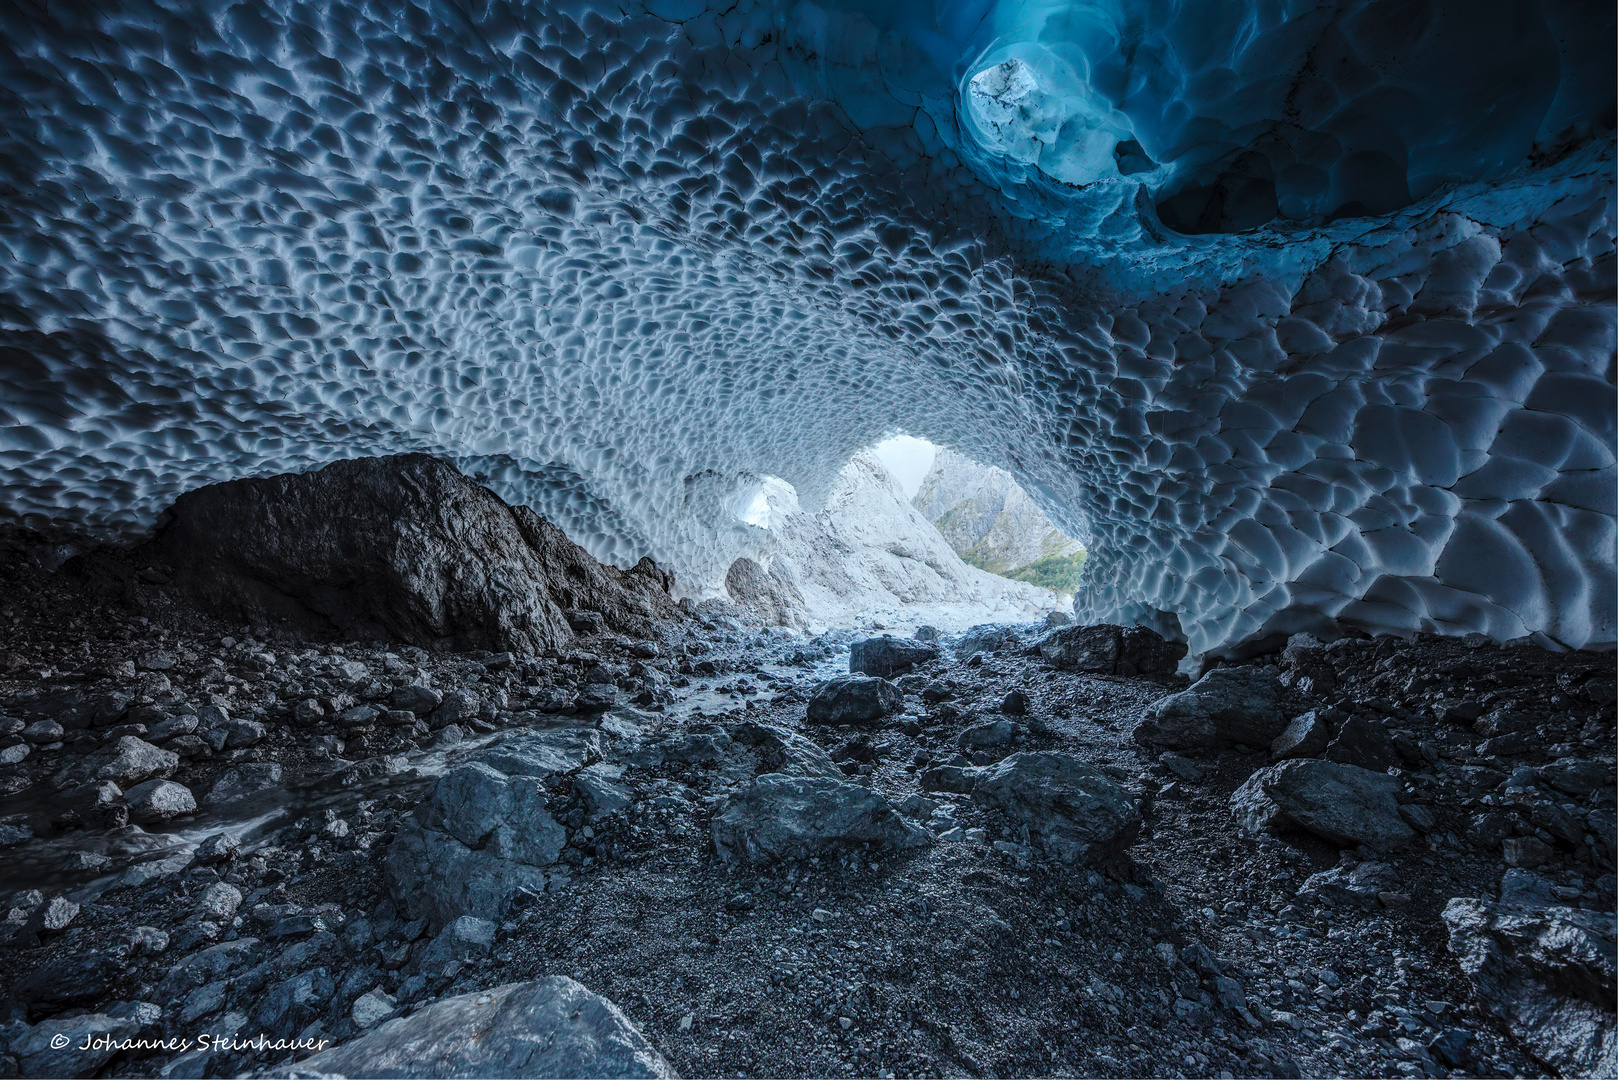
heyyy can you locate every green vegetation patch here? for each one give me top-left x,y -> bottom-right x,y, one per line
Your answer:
1004,550 -> 1087,595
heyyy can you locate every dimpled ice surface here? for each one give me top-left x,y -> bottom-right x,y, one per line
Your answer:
0,0 -> 1611,654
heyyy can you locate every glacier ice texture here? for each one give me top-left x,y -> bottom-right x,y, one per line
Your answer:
0,0 -> 1612,655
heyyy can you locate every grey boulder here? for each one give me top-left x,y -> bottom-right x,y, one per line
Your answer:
1038,624 -> 1186,676
4,1011 -> 142,1078
386,762 -> 566,927
124,779 -> 196,824
971,752 -> 1141,864
280,977 -> 673,1078
849,636 -> 938,679
1135,667 -> 1285,751
1230,759 -> 1415,850
805,676 -> 902,725
1270,710 -> 1331,758
95,736 -> 177,785
204,763 -> 283,807
711,774 -> 927,866
1443,891 -> 1615,1078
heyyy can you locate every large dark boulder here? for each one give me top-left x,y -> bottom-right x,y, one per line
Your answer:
711,774 -> 927,865
850,636 -> 938,678
1134,667 -> 1286,750
147,454 -> 678,654
1038,624 -> 1186,675
1443,884 -> 1616,1077
971,752 -> 1141,864
805,676 -> 902,725
1230,758 -> 1416,850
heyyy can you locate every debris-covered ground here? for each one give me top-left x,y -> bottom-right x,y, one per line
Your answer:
0,534 -> 1613,1080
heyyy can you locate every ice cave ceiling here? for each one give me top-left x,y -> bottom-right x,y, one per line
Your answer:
0,0 -> 1613,655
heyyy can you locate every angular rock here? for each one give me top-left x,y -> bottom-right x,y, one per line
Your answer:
1443,894 -> 1616,1077
204,762 -> 283,807
1539,758 -> 1616,799
198,881 -> 243,920
1324,715 -> 1400,771
14,948 -> 122,1005
1135,667 -> 1285,751
958,720 -> 1021,750
352,988 -> 397,1029
124,779 -> 196,824
386,762 -> 566,926
726,721 -> 842,780
1038,623 -> 1186,676
1296,861 -> 1402,908
95,736 -> 177,785
391,684 -> 443,716
955,625 -> 1024,659
711,774 -> 928,866
66,780 -> 129,829
999,688 -> 1029,715
1230,759 -> 1416,849
150,454 -> 679,655
849,636 -> 938,678
280,977 -> 672,1078
805,676 -> 902,725
970,752 -> 1141,864
418,915 -> 496,974
1270,710 -> 1331,759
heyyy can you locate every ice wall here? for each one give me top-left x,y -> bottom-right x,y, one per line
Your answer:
0,0 -> 1611,654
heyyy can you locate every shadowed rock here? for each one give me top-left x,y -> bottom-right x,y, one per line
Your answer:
971,752 -> 1141,864
1038,624 -> 1187,676
1231,759 -> 1415,850
280,977 -> 674,1078
149,454 -> 679,655
806,676 -> 902,725
850,636 -> 938,678
711,774 -> 928,865
1135,667 -> 1286,751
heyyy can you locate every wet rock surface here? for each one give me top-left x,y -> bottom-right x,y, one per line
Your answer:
0,521 -> 1613,1080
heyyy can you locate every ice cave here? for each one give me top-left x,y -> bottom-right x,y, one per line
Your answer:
0,0 -> 1611,656
0,2 -> 1614,1078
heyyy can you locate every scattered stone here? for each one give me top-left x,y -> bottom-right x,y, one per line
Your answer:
67,780 -> 129,828
1443,894 -> 1616,1077
711,775 -> 927,866
392,684 -> 443,715
194,833 -> 239,865
1000,688 -> 1029,715
1538,758 -> 1615,799
1136,667 -> 1285,751
204,762 -> 283,807
386,762 -> 566,925
1270,710 -> 1331,759
805,676 -> 902,725
124,778 -> 197,823
957,720 -> 1021,750
352,988 -> 398,1029
849,636 -> 938,679
1324,715 -> 1400,771
1296,861 -> 1401,908
1230,759 -> 1416,850
95,735 -> 178,785
279,977 -> 673,1078
1502,836 -> 1554,868
1038,623 -> 1186,676
971,752 -> 1141,864
21,718 -> 63,743
197,881 -> 243,920
6,1011 -> 142,1078
954,625 -> 1024,660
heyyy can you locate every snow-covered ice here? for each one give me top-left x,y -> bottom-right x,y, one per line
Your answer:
0,0 -> 1610,654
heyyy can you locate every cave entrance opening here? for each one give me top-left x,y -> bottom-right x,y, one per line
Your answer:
873,437 -> 1088,602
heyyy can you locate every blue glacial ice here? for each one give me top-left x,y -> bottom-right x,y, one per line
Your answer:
0,0 -> 1611,654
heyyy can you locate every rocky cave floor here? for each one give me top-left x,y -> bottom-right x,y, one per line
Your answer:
0,559 -> 1613,1080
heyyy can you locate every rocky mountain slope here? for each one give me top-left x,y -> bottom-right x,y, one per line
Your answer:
912,449 -> 1085,589
722,453 -> 1060,634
